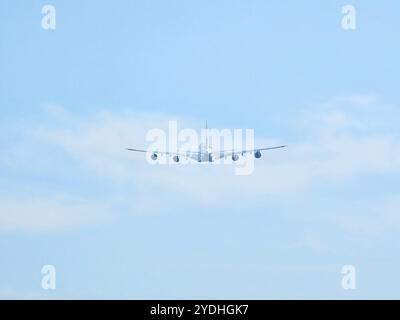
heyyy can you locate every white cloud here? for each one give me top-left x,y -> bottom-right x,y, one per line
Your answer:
0,196 -> 110,232
329,195 -> 400,234
339,94 -> 378,105
1,95 -> 399,232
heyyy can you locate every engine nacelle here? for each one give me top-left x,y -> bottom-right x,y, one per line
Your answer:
173,155 -> 180,163
151,153 -> 158,161
232,154 -> 239,161
255,150 -> 262,159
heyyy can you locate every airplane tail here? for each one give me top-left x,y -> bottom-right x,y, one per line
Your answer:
205,120 -> 208,151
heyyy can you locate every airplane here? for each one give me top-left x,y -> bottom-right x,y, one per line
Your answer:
126,121 -> 287,163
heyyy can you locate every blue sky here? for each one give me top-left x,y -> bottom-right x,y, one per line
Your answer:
1,0 -> 400,299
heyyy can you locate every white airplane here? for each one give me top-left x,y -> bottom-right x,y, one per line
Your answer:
127,122 -> 287,163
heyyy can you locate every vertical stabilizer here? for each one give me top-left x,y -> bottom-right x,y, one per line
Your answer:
205,120 -> 208,152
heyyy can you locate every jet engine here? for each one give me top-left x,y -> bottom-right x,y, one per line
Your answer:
232,154 -> 239,161
255,150 -> 262,159
173,155 -> 180,163
151,153 -> 158,161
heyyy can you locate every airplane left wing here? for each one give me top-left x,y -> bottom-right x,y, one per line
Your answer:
126,148 -> 200,161
126,148 -> 147,153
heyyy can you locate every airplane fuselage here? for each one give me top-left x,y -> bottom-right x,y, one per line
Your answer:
197,151 -> 213,162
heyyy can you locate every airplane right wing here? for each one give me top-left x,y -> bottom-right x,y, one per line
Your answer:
211,145 -> 288,160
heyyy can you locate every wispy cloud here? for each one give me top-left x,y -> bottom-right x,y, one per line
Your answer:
330,194 -> 400,234
1,95 -> 399,233
0,196 -> 110,232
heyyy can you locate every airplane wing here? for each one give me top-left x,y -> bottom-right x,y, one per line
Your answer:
126,148 -> 147,153
211,145 -> 287,159
126,148 -> 200,160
